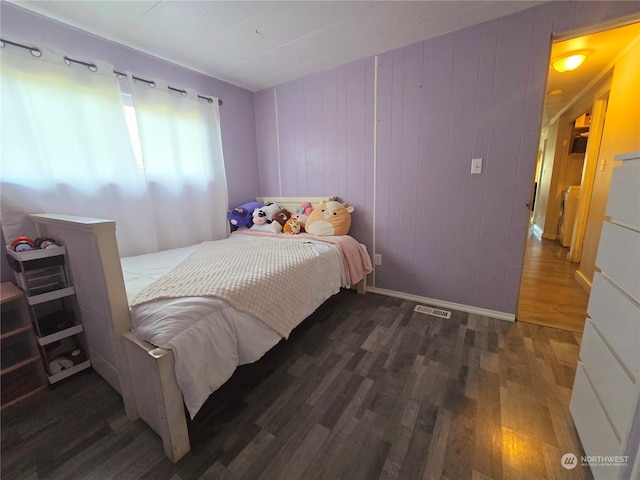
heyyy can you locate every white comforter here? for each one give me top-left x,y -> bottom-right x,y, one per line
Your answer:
121,234 -> 344,418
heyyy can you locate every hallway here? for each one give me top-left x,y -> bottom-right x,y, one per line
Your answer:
517,230 -> 590,333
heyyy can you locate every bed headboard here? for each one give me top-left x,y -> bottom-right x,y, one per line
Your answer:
255,196 -> 334,213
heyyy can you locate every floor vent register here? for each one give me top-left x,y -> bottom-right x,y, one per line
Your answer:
414,305 -> 452,319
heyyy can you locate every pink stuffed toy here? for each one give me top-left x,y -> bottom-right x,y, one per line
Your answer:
294,201 -> 314,228
296,201 -> 314,216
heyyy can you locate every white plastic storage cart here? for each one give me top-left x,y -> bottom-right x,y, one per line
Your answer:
5,245 -> 91,384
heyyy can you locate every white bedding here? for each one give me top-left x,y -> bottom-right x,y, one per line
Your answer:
121,234 -> 344,418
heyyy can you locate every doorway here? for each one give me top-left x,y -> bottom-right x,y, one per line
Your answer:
516,21 -> 640,332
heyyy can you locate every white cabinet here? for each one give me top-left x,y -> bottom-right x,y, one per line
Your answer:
570,151 -> 640,480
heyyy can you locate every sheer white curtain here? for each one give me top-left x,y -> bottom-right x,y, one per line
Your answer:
0,47 -> 154,256
130,79 -> 228,251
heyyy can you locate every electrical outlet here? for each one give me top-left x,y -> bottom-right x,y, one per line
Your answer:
373,254 -> 382,266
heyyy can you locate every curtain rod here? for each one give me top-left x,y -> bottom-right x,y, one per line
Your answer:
1,37 -> 223,106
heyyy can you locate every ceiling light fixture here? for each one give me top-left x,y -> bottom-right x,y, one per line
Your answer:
552,53 -> 587,72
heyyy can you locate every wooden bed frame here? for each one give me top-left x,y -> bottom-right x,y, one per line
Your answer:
27,196 -> 367,463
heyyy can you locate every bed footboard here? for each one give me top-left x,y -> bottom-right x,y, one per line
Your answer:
27,214 -> 138,420
122,332 -> 190,462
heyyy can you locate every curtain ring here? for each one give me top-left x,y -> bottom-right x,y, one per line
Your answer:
0,38 -> 42,57
132,75 -> 156,88
168,85 -> 188,97
197,95 -> 215,105
64,56 -> 98,72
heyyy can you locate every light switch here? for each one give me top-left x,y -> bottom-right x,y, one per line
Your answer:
471,158 -> 483,174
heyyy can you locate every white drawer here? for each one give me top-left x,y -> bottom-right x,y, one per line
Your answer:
589,273 -> 640,381
570,363 -> 623,480
579,319 -> 638,443
607,155 -> 640,229
597,221 -> 640,303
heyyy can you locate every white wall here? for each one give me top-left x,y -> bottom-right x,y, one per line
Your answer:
578,40 -> 640,284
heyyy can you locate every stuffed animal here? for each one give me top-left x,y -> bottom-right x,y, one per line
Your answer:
250,221 -> 282,233
283,217 -> 301,234
250,202 -> 280,226
305,200 -> 354,236
249,202 -> 282,233
293,212 -> 309,229
296,201 -> 314,217
273,208 -> 292,228
293,201 -> 314,228
228,201 -> 263,231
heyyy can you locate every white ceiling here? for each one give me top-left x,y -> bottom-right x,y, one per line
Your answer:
6,1 -> 640,127
7,0 -> 544,92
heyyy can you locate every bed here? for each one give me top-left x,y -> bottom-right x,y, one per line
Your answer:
26,197 -> 372,462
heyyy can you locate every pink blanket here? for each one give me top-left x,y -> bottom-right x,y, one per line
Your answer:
232,230 -> 372,286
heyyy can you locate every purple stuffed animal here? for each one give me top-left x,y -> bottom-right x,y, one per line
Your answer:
228,201 -> 264,232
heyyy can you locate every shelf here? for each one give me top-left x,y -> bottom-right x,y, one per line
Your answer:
0,282 -> 24,303
0,324 -> 33,341
4,243 -> 90,394
0,385 -> 47,410
47,360 -> 91,384
26,287 -> 75,306
0,359 -> 47,407
5,245 -> 66,262
0,355 -> 41,376
37,324 -> 84,347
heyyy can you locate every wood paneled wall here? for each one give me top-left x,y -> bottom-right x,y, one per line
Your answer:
256,59 -> 376,254
254,1 -> 640,316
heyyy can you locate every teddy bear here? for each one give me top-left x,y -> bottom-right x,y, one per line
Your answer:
272,208 -> 292,228
304,200 -> 354,236
228,201 -> 264,231
283,217 -> 301,234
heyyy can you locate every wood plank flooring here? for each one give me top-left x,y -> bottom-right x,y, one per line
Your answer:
517,230 -> 590,333
1,290 -> 593,480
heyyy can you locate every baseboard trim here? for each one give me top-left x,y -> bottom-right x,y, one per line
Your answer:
574,269 -> 592,294
541,232 -> 557,240
366,287 -> 516,322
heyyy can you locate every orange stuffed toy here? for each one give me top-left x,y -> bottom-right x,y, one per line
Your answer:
305,200 -> 354,236
283,217 -> 302,234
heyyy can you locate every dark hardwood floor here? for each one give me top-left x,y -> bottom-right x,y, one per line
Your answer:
1,290 -> 592,479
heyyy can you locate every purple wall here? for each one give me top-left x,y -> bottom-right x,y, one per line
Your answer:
0,2 -> 260,210
254,1 -> 640,315
257,59 -> 376,253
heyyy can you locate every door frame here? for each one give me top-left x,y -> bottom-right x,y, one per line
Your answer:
569,85 -> 610,266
